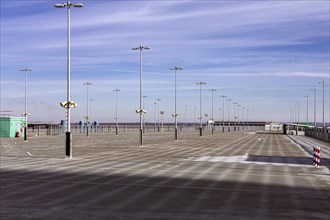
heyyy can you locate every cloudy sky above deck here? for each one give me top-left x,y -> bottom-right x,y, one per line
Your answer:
1,0 -> 329,123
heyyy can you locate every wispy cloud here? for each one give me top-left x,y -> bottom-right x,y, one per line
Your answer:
1,0 -> 329,122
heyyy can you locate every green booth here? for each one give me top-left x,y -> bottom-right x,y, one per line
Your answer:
0,117 -> 25,138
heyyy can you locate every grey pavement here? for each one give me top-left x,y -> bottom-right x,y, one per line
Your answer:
1,131 -> 329,220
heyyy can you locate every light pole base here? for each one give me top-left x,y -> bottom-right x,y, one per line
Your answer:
24,127 -> 27,142
116,126 -> 119,135
65,132 -> 72,158
175,128 -> 178,141
199,127 -> 202,136
139,128 -> 143,146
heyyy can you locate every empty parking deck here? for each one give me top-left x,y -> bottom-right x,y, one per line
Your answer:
1,131 -> 329,220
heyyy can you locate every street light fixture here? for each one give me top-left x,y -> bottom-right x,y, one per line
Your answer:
113,89 -> 120,135
170,66 -> 183,140
132,45 -> 150,146
83,82 -> 92,137
196,82 -> 206,136
55,1 -> 83,158
20,68 -> 32,142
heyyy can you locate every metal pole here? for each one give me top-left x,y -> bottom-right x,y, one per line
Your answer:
139,47 -> 142,145
25,70 -> 27,141
194,107 -> 196,129
304,95 -> 308,124
209,89 -> 216,134
154,101 -> 156,131
220,95 -> 226,132
143,95 -> 147,132
114,89 -> 120,135
311,88 -> 316,126
55,1 -> 83,158
20,68 -> 32,141
227,98 -> 231,131
170,67 -> 183,140
175,69 -> 177,139
66,3 -> 72,158
233,102 -> 237,131
132,45 -> 149,146
185,105 -> 188,132
83,82 -> 92,137
196,82 -> 206,136
218,108 -> 221,131
156,99 -> 161,132
319,81 -> 325,127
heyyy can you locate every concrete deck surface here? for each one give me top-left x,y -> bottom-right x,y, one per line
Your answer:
1,131 -> 329,220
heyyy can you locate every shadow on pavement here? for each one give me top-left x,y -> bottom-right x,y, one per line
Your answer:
1,168 -> 329,220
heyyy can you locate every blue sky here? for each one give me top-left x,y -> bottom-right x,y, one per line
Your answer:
1,0 -> 329,123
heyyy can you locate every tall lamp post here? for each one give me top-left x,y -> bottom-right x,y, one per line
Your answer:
209,89 -> 216,134
237,104 -> 240,130
196,82 -> 206,136
132,45 -> 150,146
83,82 -> 92,137
218,108 -> 221,131
113,89 -> 120,135
20,68 -> 32,142
233,102 -> 237,131
318,81 -> 325,127
241,107 -> 245,130
304,95 -> 308,124
156,99 -> 161,132
170,66 -> 183,140
220,95 -> 226,132
227,98 -> 231,131
55,1 -> 83,158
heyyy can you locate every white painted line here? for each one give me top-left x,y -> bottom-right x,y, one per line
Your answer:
194,156 -> 211,161
26,152 -> 32,156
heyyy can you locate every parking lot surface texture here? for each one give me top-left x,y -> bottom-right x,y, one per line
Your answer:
1,131 -> 329,220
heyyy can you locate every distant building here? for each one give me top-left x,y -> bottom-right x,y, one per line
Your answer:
265,122 -> 283,131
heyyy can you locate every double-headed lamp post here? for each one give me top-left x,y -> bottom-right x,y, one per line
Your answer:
83,82 -> 92,137
170,66 -> 183,141
55,1 -> 83,158
113,89 -> 120,135
132,45 -> 150,146
20,68 -> 32,142
196,82 -> 206,136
